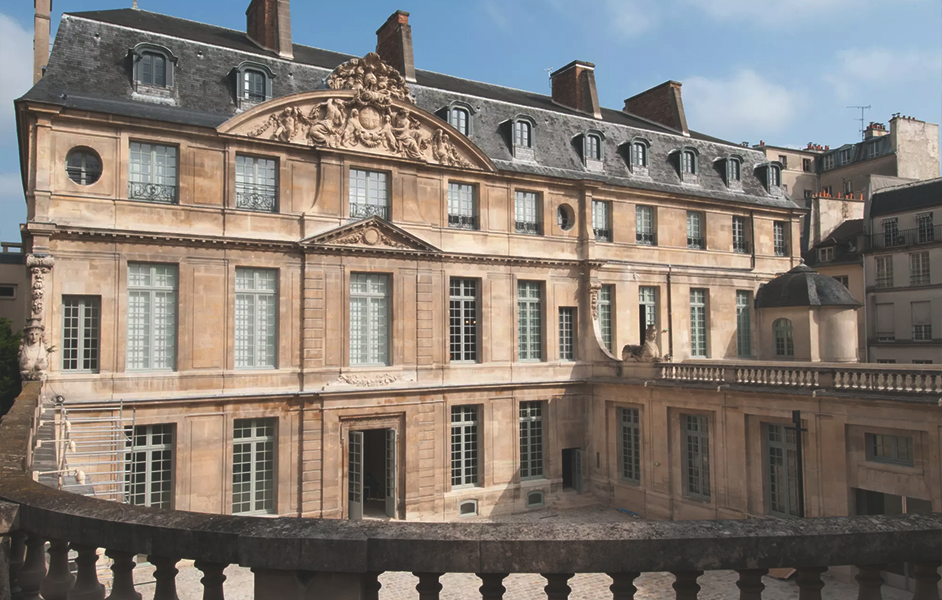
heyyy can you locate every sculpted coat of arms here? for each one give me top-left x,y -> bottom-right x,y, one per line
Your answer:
248,53 -> 474,169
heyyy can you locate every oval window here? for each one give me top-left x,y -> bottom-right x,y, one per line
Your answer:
557,204 -> 575,231
66,148 -> 102,185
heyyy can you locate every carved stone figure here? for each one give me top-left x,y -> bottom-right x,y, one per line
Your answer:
337,372 -> 403,387
26,254 -> 54,320
251,106 -> 309,142
308,98 -> 345,147
327,52 -> 413,104
588,280 -> 602,320
622,325 -> 661,363
332,226 -> 410,249
19,321 -> 49,381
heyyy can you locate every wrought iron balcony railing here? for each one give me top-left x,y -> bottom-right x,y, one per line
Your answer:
448,214 -> 477,230
594,228 -> 612,242
733,240 -> 751,253
128,181 -> 177,204
350,203 -> 389,220
515,220 -> 540,235
869,224 -> 940,250
687,237 -> 704,250
236,183 -> 278,213
636,232 -> 656,245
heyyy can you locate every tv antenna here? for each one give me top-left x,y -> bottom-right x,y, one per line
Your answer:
847,105 -> 871,140
544,68 -> 553,91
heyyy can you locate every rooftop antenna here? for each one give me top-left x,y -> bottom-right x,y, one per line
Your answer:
544,68 -> 554,91
132,0 -> 139,8
847,105 -> 871,140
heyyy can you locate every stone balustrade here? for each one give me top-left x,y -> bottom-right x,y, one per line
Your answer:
658,361 -> 942,394
3,384 -> 942,600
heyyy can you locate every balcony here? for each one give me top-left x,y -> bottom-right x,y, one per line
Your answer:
594,228 -> 612,242
448,214 -> 477,230
515,220 -> 540,235
127,181 -> 177,204
636,232 -> 656,246
869,224 -> 940,250
3,382 -> 942,599
687,237 -> 703,250
351,203 -> 389,220
236,183 -> 278,213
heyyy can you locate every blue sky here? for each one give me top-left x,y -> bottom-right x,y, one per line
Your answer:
1,0 -> 940,241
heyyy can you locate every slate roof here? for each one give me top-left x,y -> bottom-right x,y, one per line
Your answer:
20,8 -> 799,210
803,219 -> 863,267
755,264 -> 860,309
869,178 -> 942,217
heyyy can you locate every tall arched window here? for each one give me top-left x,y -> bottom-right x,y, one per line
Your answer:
632,142 -> 647,168
450,107 -> 470,136
773,318 -> 794,357
586,133 -> 602,160
514,120 -> 532,148
682,150 -> 697,175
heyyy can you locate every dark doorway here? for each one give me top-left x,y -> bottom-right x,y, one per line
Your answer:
348,428 -> 398,521
561,447 -> 583,492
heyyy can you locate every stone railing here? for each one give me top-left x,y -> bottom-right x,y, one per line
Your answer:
659,361 -> 942,394
2,384 -> 942,599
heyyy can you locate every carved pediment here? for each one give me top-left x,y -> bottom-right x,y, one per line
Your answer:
301,217 -> 441,254
218,53 -> 495,172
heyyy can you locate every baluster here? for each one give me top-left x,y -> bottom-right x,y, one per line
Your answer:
735,568 -> 766,600
194,561 -> 227,600
9,530 -> 26,600
41,540 -> 75,600
147,556 -> 180,600
19,535 -> 47,600
854,565 -> 883,600
477,573 -> 508,600
608,572 -> 640,599
105,551 -> 140,600
911,561 -> 941,600
795,567 -> 826,600
414,572 -> 444,600
67,544 -> 105,600
359,571 -> 382,600
671,570 -> 702,600
542,573 -> 574,600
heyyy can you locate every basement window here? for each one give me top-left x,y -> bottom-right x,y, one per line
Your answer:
526,490 -> 545,508
459,499 -> 478,517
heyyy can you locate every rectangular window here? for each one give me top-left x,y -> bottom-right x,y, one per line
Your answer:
517,281 -> 542,361
519,401 -> 543,479
447,182 -> 477,230
451,406 -> 479,487
686,211 -> 704,249
840,148 -> 851,164
912,301 -> 931,342
842,180 -> 853,195
875,256 -> 893,288
618,407 -> 641,484
599,285 -> 614,352
778,154 -> 788,168
774,222 -> 788,256
690,289 -> 708,358
910,252 -> 930,285
235,155 -> 278,212
558,307 -> 575,361
766,423 -> 799,517
875,303 -> 895,341
235,268 -> 278,369
833,275 -> 849,288
592,200 -> 612,242
683,415 -> 711,500
802,158 -> 812,172
349,273 -> 390,366
866,433 -> 914,467
349,169 -> 389,219
867,142 -> 879,159
127,263 -> 177,371
818,247 -> 834,262
883,218 -> 900,247
823,155 -> 834,170
736,290 -> 752,358
916,213 -> 934,244
515,191 -> 541,235
62,295 -> 100,372
636,205 -> 655,245
449,278 -> 478,362
129,142 -> 177,203
640,286 -> 658,329
232,418 -> 276,515
732,216 -> 749,253
804,190 -> 813,199
125,424 -> 174,509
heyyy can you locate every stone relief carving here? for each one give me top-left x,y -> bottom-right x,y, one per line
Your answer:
588,279 -> 602,320
247,53 -> 475,169
337,372 -> 403,387
330,226 -> 412,249
26,254 -> 54,319
622,325 -> 661,363
19,319 -> 49,382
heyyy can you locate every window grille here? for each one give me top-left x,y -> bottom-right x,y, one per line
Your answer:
514,120 -> 532,148
558,307 -> 575,361
681,150 -> 697,175
126,424 -> 174,509
449,278 -> 478,362
451,406 -> 479,487
683,415 -> 710,499
883,218 -> 901,247
636,205 -> 655,245
686,211 -> 704,249
519,401 -> 543,479
66,148 -> 102,185
232,418 -> 276,515
736,291 -> 751,358
689,289 -> 707,358
726,158 -> 741,184
592,200 -> 611,241
235,268 -> 278,369
766,423 -> 799,517
138,51 -> 167,86
586,134 -> 601,160
640,287 -> 658,328
875,256 -> 893,288
349,169 -> 389,219
774,222 -> 788,256
349,273 -> 389,366
774,318 -> 794,357
917,213 -> 934,244
910,252 -> 930,285
450,107 -> 469,135
236,155 -> 278,212
129,142 -> 177,203
515,191 -> 540,235
912,301 -> 932,342
62,296 -> 100,372
127,263 -> 177,371
448,183 -> 477,230
866,433 -> 914,467
618,407 -> 641,484
599,285 -> 613,352
732,216 -> 749,253
243,69 -> 267,102
517,281 -> 542,361
631,142 -> 647,168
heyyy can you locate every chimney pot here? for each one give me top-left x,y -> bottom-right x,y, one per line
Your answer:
246,0 -> 293,59
550,60 -> 601,119
376,10 -> 416,83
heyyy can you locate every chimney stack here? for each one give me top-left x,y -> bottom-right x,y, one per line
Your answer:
623,81 -> 689,136
246,0 -> 293,60
865,122 -> 888,139
34,0 -> 52,84
550,61 -> 602,119
376,11 -> 415,83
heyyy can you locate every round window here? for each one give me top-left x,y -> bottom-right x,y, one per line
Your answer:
556,204 -> 575,231
65,148 -> 102,185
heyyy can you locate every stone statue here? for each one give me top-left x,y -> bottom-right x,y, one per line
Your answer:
19,320 -> 49,381
622,325 -> 661,363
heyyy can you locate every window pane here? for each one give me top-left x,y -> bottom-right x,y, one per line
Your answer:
350,273 -> 389,365
517,281 -> 542,361
449,278 -> 478,362
349,169 -> 389,219
128,264 -> 177,371
232,418 -> 276,514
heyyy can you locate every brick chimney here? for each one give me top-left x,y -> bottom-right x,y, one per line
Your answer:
246,0 -> 293,59
34,0 -> 52,84
550,61 -> 601,119
623,81 -> 689,136
865,122 -> 888,139
376,11 -> 416,83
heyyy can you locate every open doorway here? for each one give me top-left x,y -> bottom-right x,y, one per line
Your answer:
561,448 -> 583,492
348,428 -> 398,520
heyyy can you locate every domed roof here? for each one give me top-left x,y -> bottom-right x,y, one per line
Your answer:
755,264 -> 861,309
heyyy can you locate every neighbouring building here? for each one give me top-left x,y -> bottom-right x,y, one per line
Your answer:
0,243 -> 28,331
8,5 -> 941,593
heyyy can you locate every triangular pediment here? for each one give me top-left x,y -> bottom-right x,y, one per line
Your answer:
301,217 -> 442,254
218,53 -> 495,172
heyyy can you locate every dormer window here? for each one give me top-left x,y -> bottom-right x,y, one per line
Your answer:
770,165 -> 781,187
130,43 -> 177,94
624,138 -> 650,175
757,161 -> 783,194
726,156 -> 742,185
676,147 -> 698,184
450,107 -> 470,136
582,130 -> 604,172
510,116 -> 536,161
233,62 -> 274,108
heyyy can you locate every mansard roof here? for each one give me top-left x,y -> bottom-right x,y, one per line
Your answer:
869,178 -> 942,218
20,8 -> 798,211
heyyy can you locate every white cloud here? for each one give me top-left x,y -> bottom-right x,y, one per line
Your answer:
481,1 -> 511,32
543,0 -> 659,40
682,69 -> 805,141
0,13 -> 34,136
825,47 -> 942,100
0,172 -> 26,241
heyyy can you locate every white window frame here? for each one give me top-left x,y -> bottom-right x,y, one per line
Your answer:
819,246 -> 834,262
62,295 -> 101,373
683,414 -> 711,500
686,211 -> 704,250
349,273 -> 390,366
636,205 -> 655,245
449,278 -> 478,363
235,267 -> 278,369
774,221 -> 788,256
736,290 -> 752,358
517,281 -> 543,361
519,401 -> 544,480
875,256 -> 893,288
349,169 -> 389,220
640,286 -> 658,329
127,263 -> 177,371
599,285 -> 614,352
689,288 -> 708,358
773,318 -> 795,358
450,107 -> 470,136
732,216 -> 749,253
514,191 -> 541,235
558,307 -> 576,361
235,155 -> 278,212
618,407 -> 641,485
765,423 -> 799,518
126,424 -> 174,509
232,418 -> 276,515
916,213 -> 934,244
129,142 -> 178,203
447,182 -> 477,230
451,406 -> 479,488
910,251 -> 930,285
592,200 -> 612,242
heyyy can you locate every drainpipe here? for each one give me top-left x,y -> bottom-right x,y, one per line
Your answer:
749,210 -> 756,271
666,265 -> 674,359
